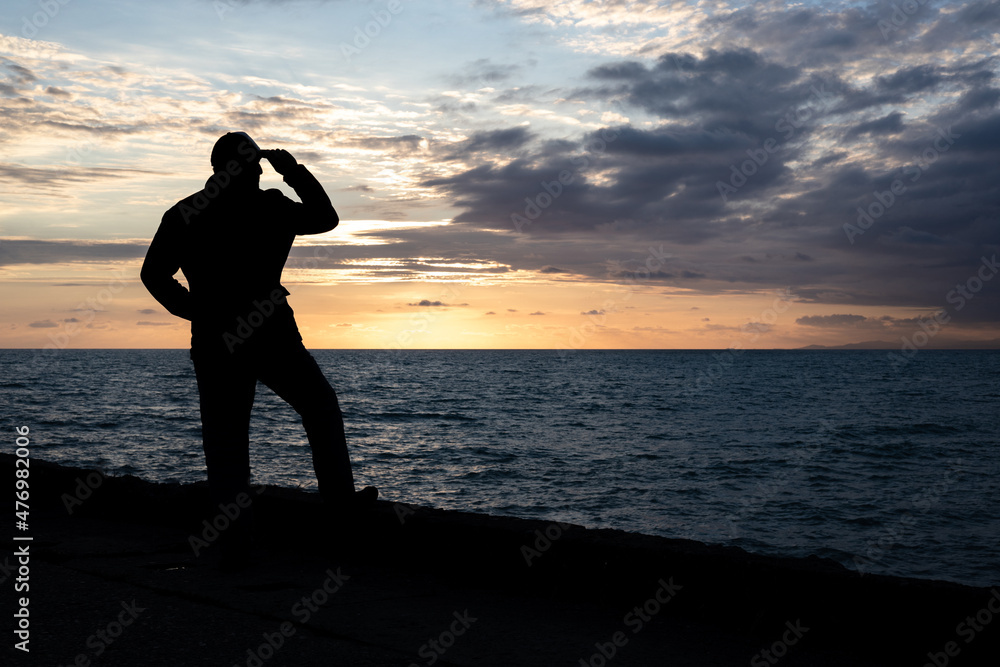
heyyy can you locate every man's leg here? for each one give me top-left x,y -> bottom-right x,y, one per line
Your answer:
254,343 -> 356,504
191,347 -> 257,555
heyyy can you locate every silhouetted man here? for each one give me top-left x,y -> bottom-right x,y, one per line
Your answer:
141,132 -> 376,564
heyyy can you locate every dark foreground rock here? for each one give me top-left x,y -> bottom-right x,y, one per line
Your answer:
2,453 -> 997,666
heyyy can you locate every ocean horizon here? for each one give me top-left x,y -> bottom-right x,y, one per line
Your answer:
3,348 -> 998,588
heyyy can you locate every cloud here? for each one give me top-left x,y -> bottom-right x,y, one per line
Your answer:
407,300 -> 469,307
137,308 -> 157,315
539,265 -> 568,273
3,62 -> 35,84
876,65 -> 942,94
796,314 -> 889,329
845,111 -> 906,139
529,311 -> 545,315
28,320 -> 57,328
415,7 -> 1000,326
0,163 -> 160,194
0,240 -> 147,266
606,266 -> 676,280
466,127 -> 534,152
449,58 -> 523,87
136,321 -> 174,326
438,127 -> 535,160
741,322 -> 773,335
340,135 -> 425,152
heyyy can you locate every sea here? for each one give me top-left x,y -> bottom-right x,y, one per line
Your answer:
2,348 -> 998,588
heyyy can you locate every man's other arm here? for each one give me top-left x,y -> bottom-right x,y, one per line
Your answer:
140,211 -> 195,320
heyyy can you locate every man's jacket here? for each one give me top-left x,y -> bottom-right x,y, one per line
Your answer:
141,165 -> 337,351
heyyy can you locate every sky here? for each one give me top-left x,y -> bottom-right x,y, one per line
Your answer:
1,0 -> 999,350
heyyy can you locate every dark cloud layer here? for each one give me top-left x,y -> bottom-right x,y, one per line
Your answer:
0,240 -> 147,266
419,2 -> 1000,328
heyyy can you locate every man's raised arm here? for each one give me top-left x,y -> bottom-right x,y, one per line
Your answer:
263,149 -> 339,235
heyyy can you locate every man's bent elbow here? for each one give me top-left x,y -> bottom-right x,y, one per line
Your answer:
311,211 -> 339,234
328,213 -> 340,231
139,265 -> 157,292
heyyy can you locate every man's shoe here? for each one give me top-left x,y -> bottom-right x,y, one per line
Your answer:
351,485 -> 379,510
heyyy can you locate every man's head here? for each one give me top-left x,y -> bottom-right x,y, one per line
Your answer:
210,131 -> 263,191
211,131 -> 261,171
